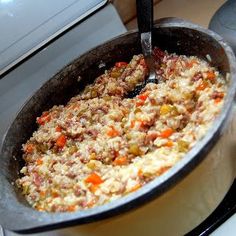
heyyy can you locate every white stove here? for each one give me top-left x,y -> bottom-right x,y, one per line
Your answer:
0,0 -> 126,141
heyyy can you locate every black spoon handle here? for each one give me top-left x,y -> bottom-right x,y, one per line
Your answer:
136,0 -> 153,33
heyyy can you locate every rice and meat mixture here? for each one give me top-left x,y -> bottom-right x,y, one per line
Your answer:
16,48 -> 227,212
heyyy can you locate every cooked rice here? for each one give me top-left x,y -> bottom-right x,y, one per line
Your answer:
16,48 -> 227,212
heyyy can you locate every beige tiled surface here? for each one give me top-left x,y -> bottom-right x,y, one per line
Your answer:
126,0 -> 226,29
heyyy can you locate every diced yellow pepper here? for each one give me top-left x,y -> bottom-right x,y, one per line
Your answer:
129,144 -> 142,156
111,71 -> 121,78
90,153 -> 96,160
87,160 -> 97,170
68,145 -> 78,155
178,140 -> 189,152
160,104 -> 172,115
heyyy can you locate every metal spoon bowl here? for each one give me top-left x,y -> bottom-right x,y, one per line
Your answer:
128,0 -> 157,98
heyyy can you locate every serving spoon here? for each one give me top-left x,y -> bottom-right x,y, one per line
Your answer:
128,0 -> 157,98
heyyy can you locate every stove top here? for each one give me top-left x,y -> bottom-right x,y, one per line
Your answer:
187,180 -> 236,236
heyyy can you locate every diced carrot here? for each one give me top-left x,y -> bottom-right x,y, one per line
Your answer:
138,94 -> 148,101
37,112 -> 51,125
39,191 -> 46,197
107,126 -> 119,137
41,111 -> 49,117
45,115 -> 51,122
67,205 -> 77,212
115,62 -> 128,67
89,184 -> 99,193
52,191 -> 59,198
113,156 -> 127,165
157,166 -> 171,175
56,134 -> 67,148
37,117 -> 46,125
136,100 -> 145,106
164,140 -> 174,147
138,91 -> 150,101
55,126 -> 62,132
187,59 -> 198,68
85,173 -> 103,185
138,169 -> 143,177
130,120 -> 136,128
196,81 -> 208,91
25,143 -> 35,154
36,158 -> 43,166
206,71 -> 216,81
159,128 -> 174,138
214,97 -> 223,104
130,183 -> 141,192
